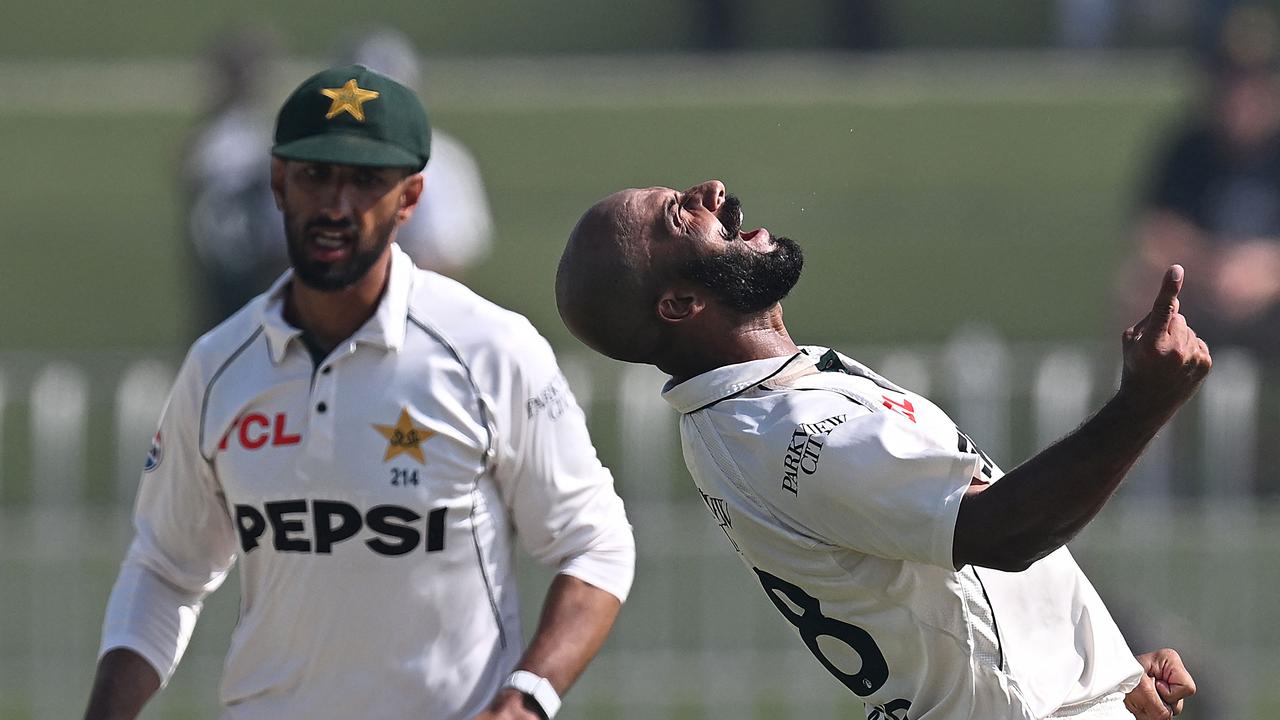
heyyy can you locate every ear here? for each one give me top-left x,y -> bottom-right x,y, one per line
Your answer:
396,172 -> 425,223
656,287 -> 706,324
269,157 -> 287,210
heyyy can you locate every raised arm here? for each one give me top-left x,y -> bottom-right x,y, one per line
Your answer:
954,265 -> 1212,571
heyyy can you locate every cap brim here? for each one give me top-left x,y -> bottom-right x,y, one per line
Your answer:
272,133 -> 424,170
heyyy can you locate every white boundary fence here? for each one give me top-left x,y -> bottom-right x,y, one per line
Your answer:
0,333 -> 1274,719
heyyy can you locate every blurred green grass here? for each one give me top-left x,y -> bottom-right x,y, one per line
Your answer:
0,1 -> 1061,59
0,90 -> 1180,354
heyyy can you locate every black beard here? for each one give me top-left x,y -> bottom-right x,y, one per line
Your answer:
284,214 -> 394,292
686,234 -> 805,314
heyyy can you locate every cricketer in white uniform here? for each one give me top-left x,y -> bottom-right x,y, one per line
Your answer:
87,66 -> 634,720
556,180 -> 1205,720
665,346 -> 1137,719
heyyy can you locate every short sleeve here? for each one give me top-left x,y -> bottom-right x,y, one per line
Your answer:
788,411 -> 978,568
487,330 -> 635,602
99,348 -> 239,683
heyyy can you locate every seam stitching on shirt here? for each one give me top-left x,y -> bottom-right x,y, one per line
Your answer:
198,325 -> 265,464
971,567 -> 1005,671
407,312 -> 508,650
688,412 -> 802,541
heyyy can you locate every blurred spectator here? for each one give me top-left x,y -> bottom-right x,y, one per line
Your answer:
182,26 -> 287,333
692,1 -> 884,52
831,0 -> 886,51
1054,0 -> 1194,49
1055,0 -> 1122,48
694,0 -> 741,51
1125,4 -> 1280,361
340,28 -> 494,278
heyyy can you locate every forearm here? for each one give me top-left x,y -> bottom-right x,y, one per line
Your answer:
954,388 -> 1175,571
83,648 -> 161,720
511,573 -> 621,695
955,264 -> 1211,571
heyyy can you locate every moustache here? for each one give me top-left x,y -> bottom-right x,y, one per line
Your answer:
304,218 -> 357,233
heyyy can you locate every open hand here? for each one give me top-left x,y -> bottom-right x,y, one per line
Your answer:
1124,648 -> 1196,719
1120,265 -> 1212,415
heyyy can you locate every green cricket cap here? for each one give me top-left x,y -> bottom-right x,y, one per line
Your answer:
272,64 -> 431,171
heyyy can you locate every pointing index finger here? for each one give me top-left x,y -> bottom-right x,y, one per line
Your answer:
1149,264 -> 1184,332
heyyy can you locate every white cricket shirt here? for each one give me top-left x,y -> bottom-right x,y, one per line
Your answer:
100,245 -> 635,719
663,348 -> 1142,720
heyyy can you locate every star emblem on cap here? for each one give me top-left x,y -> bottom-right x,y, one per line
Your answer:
373,407 -> 435,464
320,78 -> 380,122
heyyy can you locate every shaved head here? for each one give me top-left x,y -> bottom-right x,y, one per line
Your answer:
557,189 -> 667,362
558,180 -> 805,369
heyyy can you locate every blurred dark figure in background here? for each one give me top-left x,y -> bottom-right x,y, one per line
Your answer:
694,0 -> 741,51
340,28 -> 494,278
832,0 -> 886,51
1055,0 -> 1196,49
1125,4 -> 1280,362
692,0 -> 884,51
182,27 -> 287,333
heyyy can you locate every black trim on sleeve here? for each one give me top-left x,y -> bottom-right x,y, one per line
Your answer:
198,325 -> 265,462
407,312 -> 508,650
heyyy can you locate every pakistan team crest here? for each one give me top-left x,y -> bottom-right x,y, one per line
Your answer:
372,407 -> 435,464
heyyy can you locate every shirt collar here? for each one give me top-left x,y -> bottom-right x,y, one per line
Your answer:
661,349 -> 820,414
259,243 -> 415,364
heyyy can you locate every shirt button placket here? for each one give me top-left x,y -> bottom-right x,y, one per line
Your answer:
311,358 -> 339,459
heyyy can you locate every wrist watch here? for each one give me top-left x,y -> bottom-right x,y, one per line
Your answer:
504,670 -> 561,719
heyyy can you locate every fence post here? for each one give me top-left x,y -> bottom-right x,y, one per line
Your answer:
616,362 -> 680,720
30,363 -> 89,508
879,350 -> 931,397
618,363 -> 675,504
943,325 -> 1010,463
559,353 -> 595,420
28,362 -> 91,720
1032,348 -> 1093,447
0,369 -> 6,500
113,360 -> 174,505
1197,349 -> 1259,693
1200,349 -> 1259,516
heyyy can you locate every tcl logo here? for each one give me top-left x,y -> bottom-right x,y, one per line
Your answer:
219,413 -> 302,451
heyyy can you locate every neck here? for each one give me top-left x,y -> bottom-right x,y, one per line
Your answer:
658,306 -> 799,385
284,251 -> 393,353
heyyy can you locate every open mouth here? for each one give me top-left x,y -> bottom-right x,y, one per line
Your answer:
307,230 -> 354,263
720,195 -> 744,240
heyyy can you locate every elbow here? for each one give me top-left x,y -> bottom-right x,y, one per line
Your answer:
977,553 -> 1038,573
953,537 -> 1058,573
558,530 -> 636,604
956,550 -> 1036,573
954,502 -> 1066,572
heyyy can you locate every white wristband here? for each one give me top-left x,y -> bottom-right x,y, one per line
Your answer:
504,670 -> 561,719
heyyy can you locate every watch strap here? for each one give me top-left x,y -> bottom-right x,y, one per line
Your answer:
504,670 -> 561,719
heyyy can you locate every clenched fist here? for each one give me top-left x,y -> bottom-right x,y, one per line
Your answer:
1119,265 -> 1213,416
1124,648 -> 1196,719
